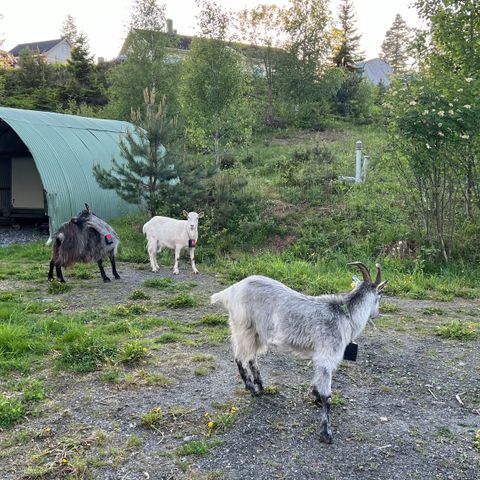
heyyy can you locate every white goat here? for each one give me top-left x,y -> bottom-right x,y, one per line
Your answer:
210,262 -> 387,444
143,211 -> 204,275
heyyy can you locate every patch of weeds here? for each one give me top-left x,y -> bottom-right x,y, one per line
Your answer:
263,385 -> 280,395
434,426 -> 455,443
22,379 -> 47,402
139,370 -> 173,387
141,407 -> 164,429
119,340 -> 148,364
0,394 -> 25,428
205,404 -> 238,436
380,303 -> 400,314
70,264 -> 96,279
100,368 -> 120,383
435,320 -> 477,340
330,391 -> 345,407
0,291 -> 18,302
423,306 -> 445,316
197,314 -> 228,326
156,332 -> 182,344
48,281 -> 72,295
176,439 -> 222,456
144,277 -> 176,289
129,289 -> 151,301
126,435 -> 143,449
161,293 -> 198,309
57,332 -> 118,372
110,303 -> 148,317
194,367 -> 210,376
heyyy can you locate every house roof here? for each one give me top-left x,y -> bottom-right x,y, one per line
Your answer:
9,38 -> 66,56
0,107 -> 145,233
357,58 -> 393,85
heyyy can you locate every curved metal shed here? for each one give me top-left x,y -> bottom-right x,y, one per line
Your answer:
0,106 -> 141,234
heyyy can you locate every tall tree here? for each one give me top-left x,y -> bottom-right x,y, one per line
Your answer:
238,4 -> 284,125
278,0 -> 332,104
61,33 -> 106,107
380,14 -> 411,76
93,89 -> 178,216
60,14 -> 79,44
332,0 -> 364,70
180,1 -> 253,164
106,0 -> 180,120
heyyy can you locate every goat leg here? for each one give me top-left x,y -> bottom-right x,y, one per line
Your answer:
109,255 -> 120,279
48,260 -> 55,281
319,395 -> 333,444
249,360 -> 264,394
236,359 -> 257,396
55,264 -> 65,283
97,259 -> 111,282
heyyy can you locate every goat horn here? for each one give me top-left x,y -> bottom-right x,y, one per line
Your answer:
374,263 -> 382,285
347,262 -> 372,283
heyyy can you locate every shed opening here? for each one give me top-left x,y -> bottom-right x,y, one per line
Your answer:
0,120 -> 48,227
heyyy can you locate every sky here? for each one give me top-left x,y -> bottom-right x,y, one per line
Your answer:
1,0 -> 422,61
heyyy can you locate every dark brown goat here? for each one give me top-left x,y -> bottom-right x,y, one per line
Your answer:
47,204 -> 120,283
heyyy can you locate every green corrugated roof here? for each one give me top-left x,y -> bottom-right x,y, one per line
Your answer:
0,106 -> 140,234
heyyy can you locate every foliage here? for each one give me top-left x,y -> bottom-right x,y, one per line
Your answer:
119,340 -> 148,363
60,14 -> 80,44
94,89 -> 179,216
0,394 -> 25,428
379,14 -> 412,76
180,36 -> 253,164
383,1 -> 480,261
59,33 -> 107,108
237,4 -> 284,126
332,0 -> 364,71
435,320 -> 477,340
105,0 -> 180,120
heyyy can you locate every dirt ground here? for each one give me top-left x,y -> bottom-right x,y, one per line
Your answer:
1,263 -> 479,480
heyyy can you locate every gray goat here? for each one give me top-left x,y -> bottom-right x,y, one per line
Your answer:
47,204 -> 120,283
210,262 -> 387,444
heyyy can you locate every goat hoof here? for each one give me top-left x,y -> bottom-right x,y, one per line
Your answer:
103,277 -> 111,283
173,271 -> 179,275
114,275 -> 121,280
319,430 -> 333,444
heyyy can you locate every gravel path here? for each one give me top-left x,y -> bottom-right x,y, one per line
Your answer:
0,265 -> 479,479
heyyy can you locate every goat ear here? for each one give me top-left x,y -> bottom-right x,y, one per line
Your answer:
85,203 -> 90,212
351,275 -> 361,287
182,210 -> 188,218
377,280 -> 388,292
198,211 -> 204,218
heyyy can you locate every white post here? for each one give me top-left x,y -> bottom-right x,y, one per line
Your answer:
362,155 -> 369,181
355,141 -> 362,183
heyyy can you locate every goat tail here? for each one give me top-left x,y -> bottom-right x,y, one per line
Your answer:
46,232 -> 64,247
142,223 -> 147,235
210,288 -> 231,308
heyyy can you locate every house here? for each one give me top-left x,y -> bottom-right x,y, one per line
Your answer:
0,107 -> 142,233
9,38 -> 71,64
118,19 -> 272,77
357,58 -> 392,86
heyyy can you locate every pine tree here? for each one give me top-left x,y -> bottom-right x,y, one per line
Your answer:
94,89 -> 211,216
380,14 -> 411,76
61,14 -> 79,44
61,33 -> 106,107
332,0 -> 364,71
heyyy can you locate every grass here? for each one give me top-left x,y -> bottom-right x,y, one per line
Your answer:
119,340 -> 148,364
0,394 -> 25,428
128,289 -> 151,300
160,293 -> 198,309
435,320 -> 477,340
176,439 -> 221,456
140,407 -> 164,429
